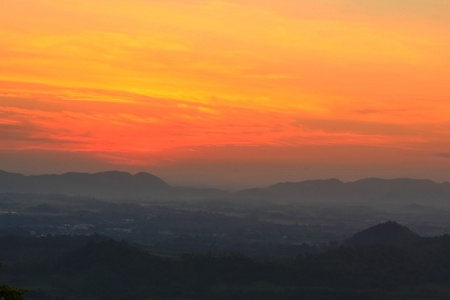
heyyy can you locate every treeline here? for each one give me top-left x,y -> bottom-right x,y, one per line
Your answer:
2,233 -> 450,299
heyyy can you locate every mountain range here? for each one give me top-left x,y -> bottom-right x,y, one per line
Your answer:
1,170 -> 450,207
0,170 -> 226,200
238,177 -> 450,207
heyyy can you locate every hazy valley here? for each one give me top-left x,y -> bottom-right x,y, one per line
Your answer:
2,170 -> 450,299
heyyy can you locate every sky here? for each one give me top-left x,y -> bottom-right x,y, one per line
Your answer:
1,0 -> 450,189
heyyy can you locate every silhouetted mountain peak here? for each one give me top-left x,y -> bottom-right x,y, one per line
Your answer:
0,170 -> 172,199
237,178 -> 344,203
236,177 -> 450,207
0,170 -> 232,200
0,170 -> 24,179
133,172 -> 169,185
92,170 -> 132,178
345,221 -> 420,246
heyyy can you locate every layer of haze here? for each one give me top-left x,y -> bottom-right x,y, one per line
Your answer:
1,0 -> 450,189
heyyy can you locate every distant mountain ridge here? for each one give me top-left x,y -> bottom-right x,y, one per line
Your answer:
1,170 -> 450,206
237,177 -> 450,207
0,170 -> 227,200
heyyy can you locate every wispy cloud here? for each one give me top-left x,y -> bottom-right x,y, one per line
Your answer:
434,153 -> 450,159
0,0 -> 450,183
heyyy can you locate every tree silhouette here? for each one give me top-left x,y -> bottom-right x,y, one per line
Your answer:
0,263 -> 27,300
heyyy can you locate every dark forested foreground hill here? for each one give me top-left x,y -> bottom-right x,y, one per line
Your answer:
2,222 -> 450,300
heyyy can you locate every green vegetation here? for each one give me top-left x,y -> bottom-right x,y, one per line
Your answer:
0,263 -> 27,300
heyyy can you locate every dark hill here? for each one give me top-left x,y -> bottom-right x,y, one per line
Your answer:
4,226 -> 450,299
344,221 -> 420,246
0,235 -> 109,263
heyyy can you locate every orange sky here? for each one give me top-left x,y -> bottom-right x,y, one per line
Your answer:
1,0 -> 450,189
